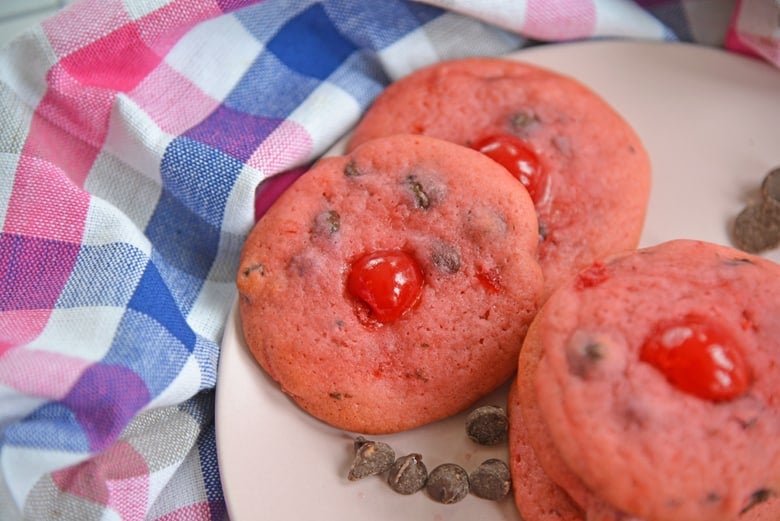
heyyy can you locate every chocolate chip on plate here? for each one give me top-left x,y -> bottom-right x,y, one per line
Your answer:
348,436 -> 395,481
733,203 -> 780,253
426,463 -> 470,504
387,453 -> 428,495
465,405 -> 508,446
469,458 -> 512,501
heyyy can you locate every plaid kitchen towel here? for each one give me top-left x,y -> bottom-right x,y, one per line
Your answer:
0,0 -> 777,519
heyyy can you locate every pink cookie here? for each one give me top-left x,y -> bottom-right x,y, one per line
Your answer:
237,134 -> 543,434
507,379 -> 584,521
348,57 -> 651,298
517,239 -> 780,521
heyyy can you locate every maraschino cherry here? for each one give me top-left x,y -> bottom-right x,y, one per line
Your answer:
347,250 -> 423,323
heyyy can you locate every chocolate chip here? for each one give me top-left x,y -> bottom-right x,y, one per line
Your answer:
761,167 -> 780,205
344,159 -> 362,177
348,437 -> 395,481
406,175 -> 430,209
431,243 -> 461,274
426,463 -> 469,504
465,405 -> 508,446
387,453 -> 427,494
509,111 -> 540,137
241,263 -> 264,277
741,488 -> 773,514
733,203 -> 780,253
539,222 -> 548,242
469,459 -> 512,500
566,341 -> 607,378
732,167 -> 780,253
313,209 -> 340,235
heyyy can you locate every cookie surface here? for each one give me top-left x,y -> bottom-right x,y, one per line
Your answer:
237,134 -> 543,434
348,57 -> 651,298
521,239 -> 780,521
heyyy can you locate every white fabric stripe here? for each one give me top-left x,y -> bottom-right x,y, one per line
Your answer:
0,385 -> 46,433
99,508 -> 123,521
102,94 -> 171,187
144,356 -> 201,410
145,463 -> 178,513
146,444 -> 207,517
285,81 -> 361,157
415,0 -> 528,34
0,153 -> 22,227
84,154 -> 163,237
164,13 -> 263,103
0,25 -> 57,108
0,86 -> 34,154
377,25 -> 440,80
187,278 -> 236,341
220,162 -> 260,235
2,446 -> 85,512
593,0 -> 670,39
423,11 -> 524,58
121,0 -> 175,21
27,306 -> 126,361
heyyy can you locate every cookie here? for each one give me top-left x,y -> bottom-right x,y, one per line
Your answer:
237,134 -> 544,434
507,379 -> 584,521
516,239 -> 780,521
347,57 -> 651,298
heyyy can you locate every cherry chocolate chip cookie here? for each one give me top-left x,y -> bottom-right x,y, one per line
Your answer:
348,57 -> 651,298
511,239 -> 780,521
238,134 -> 544,434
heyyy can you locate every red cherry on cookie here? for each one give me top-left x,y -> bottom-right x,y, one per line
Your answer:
347,250 -> 423,323
472,134 -> 545,202
640,315 -> 750,401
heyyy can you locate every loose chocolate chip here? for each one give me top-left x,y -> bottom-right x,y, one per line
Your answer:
387,453 -> 427,494
761,167 -> 780,205
732,167 -> 780,253
733,203 -> 780,253
469,459 -> 512,501
348,437 -> 395,481
426,463 -> 470,504
465,405 -> 508,446
344,159 -> 362,177
406,176 -> 431,209
431,243 -> 461,274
